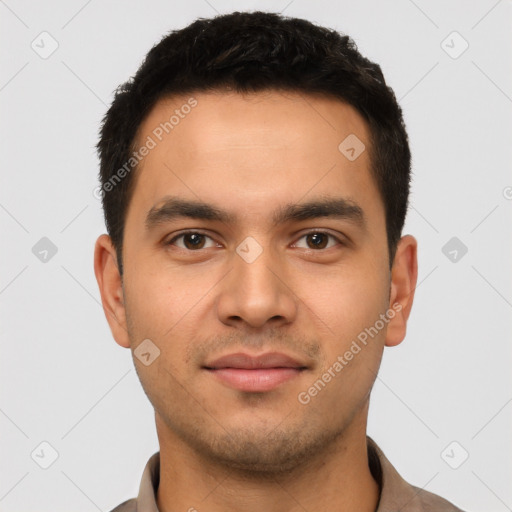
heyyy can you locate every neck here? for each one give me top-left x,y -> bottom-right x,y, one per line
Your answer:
155,410 -> 379,512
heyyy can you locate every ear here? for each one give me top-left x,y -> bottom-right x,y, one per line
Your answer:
93,234 -> 130,348
385,235 -> 418,347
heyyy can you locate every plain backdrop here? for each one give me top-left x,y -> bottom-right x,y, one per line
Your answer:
1,1 -> 511,511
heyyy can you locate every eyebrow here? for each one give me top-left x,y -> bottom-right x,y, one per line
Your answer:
145,195 -> 366,231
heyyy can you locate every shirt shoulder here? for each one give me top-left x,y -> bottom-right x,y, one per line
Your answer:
412,484 -> 466,512
108,451 -> 161,512
108,497 -> 137,512
367,437 -> 466,512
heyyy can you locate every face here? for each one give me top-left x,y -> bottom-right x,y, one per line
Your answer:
95,90 -> 417,474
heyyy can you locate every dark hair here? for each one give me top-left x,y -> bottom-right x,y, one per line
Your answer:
97,10 -> 411,276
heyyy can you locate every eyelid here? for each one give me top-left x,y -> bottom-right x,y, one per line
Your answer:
291,230 -> 345,249
165,229 -> 345,250
166,230 -> 219,248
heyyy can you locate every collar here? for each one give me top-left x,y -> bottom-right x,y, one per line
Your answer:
128,436 -> 463,512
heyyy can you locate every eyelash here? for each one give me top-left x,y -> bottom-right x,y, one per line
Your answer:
165,230 -> 344,251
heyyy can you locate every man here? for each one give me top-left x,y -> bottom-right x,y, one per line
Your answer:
94,10 -> 465,512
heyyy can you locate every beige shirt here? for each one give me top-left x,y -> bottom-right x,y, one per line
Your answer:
110,437 -> 466,512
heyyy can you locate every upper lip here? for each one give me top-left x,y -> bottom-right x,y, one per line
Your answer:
203,352 -> 307,370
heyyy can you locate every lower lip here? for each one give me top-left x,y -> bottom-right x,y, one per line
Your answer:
206,368 -> 303,392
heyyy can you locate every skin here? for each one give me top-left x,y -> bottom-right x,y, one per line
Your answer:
94,90 -> 417,512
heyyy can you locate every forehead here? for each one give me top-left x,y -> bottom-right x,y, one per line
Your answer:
127,90 -> 382,227
136,89 -> 370,160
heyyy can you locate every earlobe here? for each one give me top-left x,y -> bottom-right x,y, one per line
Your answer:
93,234 -> 130,348
385,235 -> 418,347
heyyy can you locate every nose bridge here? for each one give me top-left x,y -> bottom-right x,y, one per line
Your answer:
216,236 -> 297,328
237,244 -> 280,298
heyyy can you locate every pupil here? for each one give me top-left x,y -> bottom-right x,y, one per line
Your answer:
185,234 -> 204,249
309,233 -> 327,249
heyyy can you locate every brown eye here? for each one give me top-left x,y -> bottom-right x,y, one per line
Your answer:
182,233 -> 206,249
294,231 -> 341,250
306,233 -> 329,249
167,231 -> 216,250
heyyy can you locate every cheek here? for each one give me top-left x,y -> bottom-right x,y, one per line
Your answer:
310,263 -> 389,341
123,260 -> 222,390
124,258 -> 208,339
303,261 -> 389,384
123,269 -> 202,406
298,270 -> 388,418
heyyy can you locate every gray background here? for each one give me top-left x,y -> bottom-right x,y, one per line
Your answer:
1,0 -> 511,511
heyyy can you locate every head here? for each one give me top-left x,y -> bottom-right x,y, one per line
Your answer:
94,11 -> 417,475
97,11 -> 411,276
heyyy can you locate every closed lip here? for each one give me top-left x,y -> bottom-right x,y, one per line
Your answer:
203,352 -> 308,370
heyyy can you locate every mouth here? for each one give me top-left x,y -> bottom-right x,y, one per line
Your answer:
202,352 -> 308,392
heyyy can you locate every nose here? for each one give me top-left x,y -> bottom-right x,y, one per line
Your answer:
215,240 -> 298,330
